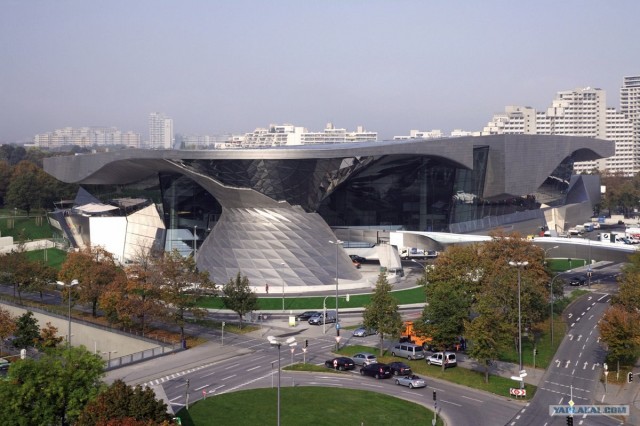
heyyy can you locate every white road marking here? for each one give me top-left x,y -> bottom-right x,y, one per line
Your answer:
246,365 -> 261,372
461,395 -> 483,403
220,374 -> 236,381
441,399 -> 462,407
194,383 -> 209,391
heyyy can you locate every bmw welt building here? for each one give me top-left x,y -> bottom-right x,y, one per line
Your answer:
43,135 -> 614,288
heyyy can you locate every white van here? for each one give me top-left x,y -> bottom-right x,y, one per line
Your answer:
391,343 -> 425,360
426,352 -> 457,368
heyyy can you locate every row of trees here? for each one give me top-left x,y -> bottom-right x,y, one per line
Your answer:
599,251 -> 640,365
414,233 -> 557,380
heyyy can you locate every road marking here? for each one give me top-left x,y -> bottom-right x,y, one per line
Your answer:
569,334 -> 574,340
440,399 -> 462,407
194,383 -> 209,391
578,352 -> 582,358
201,371 -> 216,379
220,374 -> 236,381
565,360 -> 571,368
571,322 -> 576,327
597,294 -> 608,301
555,360 -> 561,368
577,335 -> 582,341
581,312 -> 586,316
576,317 -> 581,322
582,344 -> 586,350
246,365 -> 261,372
588,315 -> 594,320
572,369 -> 575,375
568,313 -> 573,319
461,395 -> 483,403
586,306 -> 591,311
583,362 -> 588,369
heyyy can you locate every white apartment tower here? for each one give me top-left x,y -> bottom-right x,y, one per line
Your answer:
482,86 -> 636,176
149,113 -> 174,149
621,76 -> 640,171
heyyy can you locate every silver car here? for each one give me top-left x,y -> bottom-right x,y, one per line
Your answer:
352,352 -> 377,366
352,327 -> 376,337
395,374 -> 427,389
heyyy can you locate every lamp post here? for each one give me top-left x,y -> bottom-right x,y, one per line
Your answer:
411,259 -> 428,271
268,336 -> 296,426
329,240 -> 343,336
56,279 -> 79,346
543,245 -> 559,265
508,261 -> 528,377
280,263 -> 286,312
193,225 -> 198,261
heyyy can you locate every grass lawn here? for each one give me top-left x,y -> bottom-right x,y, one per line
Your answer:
0,211 -> 53,240
335,345 -> 536,400
176,387 -> 444,426
25,248 -> 68,270
197,286 -> 425,310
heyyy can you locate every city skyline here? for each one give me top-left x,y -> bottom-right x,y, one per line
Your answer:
2,1 -> 640,142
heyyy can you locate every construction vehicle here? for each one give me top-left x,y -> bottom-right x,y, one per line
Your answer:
400,321 -> 433,350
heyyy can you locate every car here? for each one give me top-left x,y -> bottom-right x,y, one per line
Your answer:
352,259 -> 361,269
426,352 -> 457,368
324,357 -> 355,371
352,327 -> 377,337
569,276 -> 587,286
395,374 -> 426,389
359,363 -> 391,379
352,352 -> 377,366
349,254 -> 366,263
308,311 -> 337,325
295,311 -> 321,321
388,361 -> 412,376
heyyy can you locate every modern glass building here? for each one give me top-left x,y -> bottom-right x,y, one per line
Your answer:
43,134 -> 614,288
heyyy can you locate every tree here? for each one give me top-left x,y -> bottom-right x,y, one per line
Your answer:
222,272 -> 256,329
362,273 -> 403,356
5,161 -> 43,216
12,311 -> 40,350
0,160 -> 11,205
0,346 -> 104,426
39,322 -> 64,349
58,246 -> 126,317
612,251 -> 640,312
599,305 -> 640,364
0,307 -> 17,356
76,379 -> 171,426
155,250 -> 214,344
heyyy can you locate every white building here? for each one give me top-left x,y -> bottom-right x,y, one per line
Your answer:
149,112 -> 174,149
240,122 -> 377,148
34,127 -> 141,149
481,86 -> 636,176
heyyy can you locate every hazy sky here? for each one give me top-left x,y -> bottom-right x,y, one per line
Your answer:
2,1 -> 640,142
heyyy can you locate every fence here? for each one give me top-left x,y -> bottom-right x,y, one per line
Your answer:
105,341 -> 183,370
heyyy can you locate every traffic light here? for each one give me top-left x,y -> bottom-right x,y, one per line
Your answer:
567,416 -> 573,426
628,372 -> 634,383
432,390 -> 437,401
305,339 -> 308,348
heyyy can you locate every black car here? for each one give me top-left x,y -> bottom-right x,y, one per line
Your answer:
325,357 -> 355,371
569,276 -> 587,286
296,311 -> 321,321
359,363 -> 391,379
349,254 -> 366,263
388,361 -> 412,376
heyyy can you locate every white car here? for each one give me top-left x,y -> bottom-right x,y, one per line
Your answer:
426,352 -> 457,368
395,374 -> 427,389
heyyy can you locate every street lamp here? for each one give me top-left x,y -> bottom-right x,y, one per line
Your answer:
549,270 -> 571,345
193,225 -> 198,261
56,279 -> 79,345
329,239 -> 343,336
411,259 -> 428,271
543,245 -> 559,265
267,336 -> 296,426
280,263 -> 286,312
508,261 -> 528,378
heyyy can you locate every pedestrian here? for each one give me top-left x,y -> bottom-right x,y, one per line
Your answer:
265,283 -> 269,294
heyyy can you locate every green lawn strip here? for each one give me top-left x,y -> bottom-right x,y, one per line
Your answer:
547,258 -> 587,272
185,317 -> 259,334
0,213 -> 53,240
25,248 -> 68,270
196,286 -> 425,310
336,345 -> 536,400
176,387 -> 444,426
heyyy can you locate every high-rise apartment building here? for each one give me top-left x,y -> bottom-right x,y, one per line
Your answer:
481,86 -> 636,175
33,127 -> 141,149
149,113 -> 174,149
621,76 -> 640,168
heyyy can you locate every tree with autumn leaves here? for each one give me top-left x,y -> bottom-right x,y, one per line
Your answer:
599,251 -> 640,364
417,231 -> 552,379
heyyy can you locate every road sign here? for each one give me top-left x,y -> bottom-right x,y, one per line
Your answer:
510,376 -> 524,381
510,388 -> 527,396
336,323 -> 341,330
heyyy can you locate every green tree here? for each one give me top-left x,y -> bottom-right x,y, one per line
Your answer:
0,346 -> 104,426
39,322 -> 64,349
12,311 -> 40,350
362,273 -> 403,356
222,272 -> 256,329
0,160 -> 12,205
76,379 -> 171,426
5,161 -> 43,216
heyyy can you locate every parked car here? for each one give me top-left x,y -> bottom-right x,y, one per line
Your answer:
296,311 -> 321,321
569,276 -> 587,286
388,361 -> 412,376
359,363 -> 391,379
352,327 -> 377,337
352,352 -> 377,366
324,357 -> 355,371
349,254 -> 366,263
395,374 -> 426,389
426,352 -> 457,368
